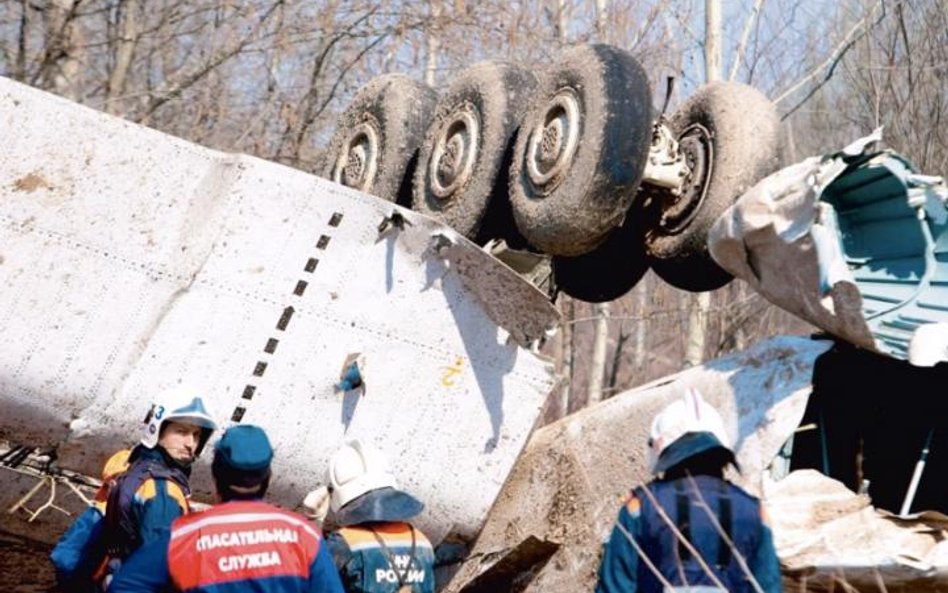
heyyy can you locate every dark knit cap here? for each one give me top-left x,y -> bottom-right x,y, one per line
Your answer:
212,425 -> 274,488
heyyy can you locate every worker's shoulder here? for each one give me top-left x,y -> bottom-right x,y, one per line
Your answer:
135,476 -> 188,508
337,522 -> 433,549
721,479 -> 763,505
172,500 -> 321,538
632,476 -> 762,505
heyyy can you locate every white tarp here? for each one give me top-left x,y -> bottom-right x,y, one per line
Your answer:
0,76 -> 559,544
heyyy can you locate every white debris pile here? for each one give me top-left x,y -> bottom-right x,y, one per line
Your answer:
765,469 -> 948,589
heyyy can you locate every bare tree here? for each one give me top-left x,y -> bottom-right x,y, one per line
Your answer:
425,0 -> 441,86
105,0 -> 139,115
587,302 -> 609,404
681,0 -> 721,369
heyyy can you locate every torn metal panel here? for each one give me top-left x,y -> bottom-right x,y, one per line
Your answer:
432,233 -> 557,348
710,133 -> 948,365
445,336 -> 829,593
767,470 -> 948,591
0,76 -> 559,545
457,536 -> 560,593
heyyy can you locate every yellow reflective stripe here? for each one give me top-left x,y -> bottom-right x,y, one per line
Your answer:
135,479 -> 189,512
338,524 -> 432,552
624,494 -> 641,517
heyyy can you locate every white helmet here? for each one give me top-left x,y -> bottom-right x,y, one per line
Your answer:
647,388 -> 733,474
327,439 -> 398,512
141,385 -> 218,457
908,322 -> 948,367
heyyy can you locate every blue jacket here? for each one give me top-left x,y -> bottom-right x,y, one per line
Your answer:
596,474 -> 781,593
326,522 -> 435,593
50,505 -> 107,592
49,448 -> 131,590
108,499 -> 344,593
105,445 -> 192,561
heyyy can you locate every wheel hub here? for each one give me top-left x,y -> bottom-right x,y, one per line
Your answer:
333,121 -> 379,192
657,123 -> 712,233
526,89 -> 580,193
429,109 -> 479,199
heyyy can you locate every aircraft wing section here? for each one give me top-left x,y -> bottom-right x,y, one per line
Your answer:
0,76 -> 559,543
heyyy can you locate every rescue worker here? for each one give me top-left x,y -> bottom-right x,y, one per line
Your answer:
305,439 -> 435,593
49,448 -> 131,592
595,388 -> 781,593
108,424 -> 345,593
101,385 -> 218,581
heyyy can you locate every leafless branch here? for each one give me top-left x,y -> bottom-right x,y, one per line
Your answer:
141,0 -> 283,119
638,482 -> 729,591
728,0 -> 764,81
776,1 -> 892,118
685,474 -> 766,593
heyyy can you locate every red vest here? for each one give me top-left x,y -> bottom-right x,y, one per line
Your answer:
167,500 -> 321,591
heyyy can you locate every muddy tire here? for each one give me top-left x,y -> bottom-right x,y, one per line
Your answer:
318,74 -> 437,206
413,62 -> 537,241
650,253 -> 732,294
509,44 -> 653,257
644,82 -> 780,292
552,217 -> 649,302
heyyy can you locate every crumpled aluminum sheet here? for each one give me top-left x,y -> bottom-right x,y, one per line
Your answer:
709,135 -> 948,363
709,155 -> 878,351
444,335 -> 831,593
766,469 -> 948,591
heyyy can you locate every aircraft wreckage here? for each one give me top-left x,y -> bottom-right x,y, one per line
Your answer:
1,66 -> 947,593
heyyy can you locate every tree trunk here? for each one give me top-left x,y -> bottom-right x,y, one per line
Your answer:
106,0 -> 140,115
607,325 -> 629,398
704,0 -> 722,82
425,0 -> 442,86
554,0 -> 567,43
633,280 -> 648,373
594,0 -> 608,43
684,0 -> 722,368
561,296 -> 574,415
15,0 -> 28,82
587,302 -> 609,405
684,292 -> 710,367
46,0 -> 82,100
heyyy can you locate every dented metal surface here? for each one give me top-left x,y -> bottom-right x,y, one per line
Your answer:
433,233 -> 558,348
445,336 -> 830,592
0,76 -> 559,544
710,133 -> 948,365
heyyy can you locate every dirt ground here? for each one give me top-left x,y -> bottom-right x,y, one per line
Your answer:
0,531 -> 55,593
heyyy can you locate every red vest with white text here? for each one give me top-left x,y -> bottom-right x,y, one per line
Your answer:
167,500 -> 321,592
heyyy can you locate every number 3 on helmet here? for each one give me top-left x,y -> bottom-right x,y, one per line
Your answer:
141,385 -> 218,457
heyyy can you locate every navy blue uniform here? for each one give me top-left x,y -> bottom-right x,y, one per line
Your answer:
596,475 -> 781,593
326,522 -> 434,593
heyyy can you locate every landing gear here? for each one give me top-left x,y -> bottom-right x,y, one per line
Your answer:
509,44 -> 652,257
319,74 -> 437,206
641,82 -> 781,292
413,62 -> 537,243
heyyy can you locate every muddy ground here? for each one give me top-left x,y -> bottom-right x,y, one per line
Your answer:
0,532 -> 55,593
0,465 -> 93,592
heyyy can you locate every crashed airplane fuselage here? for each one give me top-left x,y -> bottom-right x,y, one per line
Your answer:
710,131 -> 948,366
